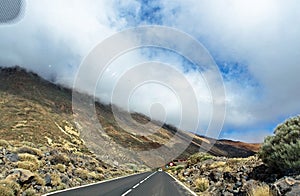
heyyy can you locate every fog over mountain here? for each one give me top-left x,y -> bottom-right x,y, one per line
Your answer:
0,0 -> 300,142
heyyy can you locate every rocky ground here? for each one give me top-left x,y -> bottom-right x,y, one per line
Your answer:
167,153 -> 300,196
0,139 -> 147,196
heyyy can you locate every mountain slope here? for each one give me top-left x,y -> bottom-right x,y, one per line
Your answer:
0,66 -> 260,167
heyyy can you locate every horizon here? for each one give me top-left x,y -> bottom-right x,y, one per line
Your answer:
1,0 -> 300,143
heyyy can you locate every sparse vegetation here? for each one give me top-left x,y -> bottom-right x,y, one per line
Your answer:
259,115 -> 300,173
74,168 -> 89,180
50,173 -> 61,187
18,153 -> 40,171
0,186 -> 13,196
0,140 -> 10,148
17,161 -> 38,171
49,154 -> 70,165
194,178 -> 209,192
22,188 -> 37,196
54,163 -> 66,172
187,152 -> 213,165
0,179 -> 20,196
247,184 -> 272,196
17,146 -> 42,157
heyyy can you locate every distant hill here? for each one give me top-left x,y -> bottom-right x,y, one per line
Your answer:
0,66 -> 260,167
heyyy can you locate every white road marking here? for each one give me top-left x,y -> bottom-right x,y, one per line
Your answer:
132,183 -> 140,189
166,172 -> 197,196
43,172 -> 148,196
121,171 -> 157,195
121,189 -> 132,196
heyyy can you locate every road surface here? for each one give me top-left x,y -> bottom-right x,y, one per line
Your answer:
44,171 -> 196,196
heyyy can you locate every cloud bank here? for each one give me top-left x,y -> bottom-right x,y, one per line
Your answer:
1,0 -> 300,142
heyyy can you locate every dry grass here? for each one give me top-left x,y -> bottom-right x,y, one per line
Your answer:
208,161 -> 227,169
54,163 -> 66,172
0,179 -> 20,196
18,153 -> 39,162
96,167 -> 105,173
17,161 -> 39,171
17,146 -> 43,157
248,184 -> 272,196
33,173 -> 45,186
22,188 -> 37,196
87,172 -> 104,181
18,153 -> 40,171
194,178 -> 209,192
74,168 -> 89,180
177,172 -> 186,182
50,173 -> 61,186
188,152 -> 213,165
49,154 -> 70,165
0,186 -> 13,196
0,140 -> 10,147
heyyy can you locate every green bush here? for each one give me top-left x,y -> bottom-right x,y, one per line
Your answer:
259,116 -> 300,173
187,152 -> 213,165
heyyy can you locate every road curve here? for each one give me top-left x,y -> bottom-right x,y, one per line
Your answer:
44,171 -> 196,196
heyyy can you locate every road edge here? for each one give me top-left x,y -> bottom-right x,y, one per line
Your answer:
43,171 -> 151,196
166,171 -> 198,196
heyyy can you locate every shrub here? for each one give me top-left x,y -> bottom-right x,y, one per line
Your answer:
22,188 -> 37,196
17,161 -> 39,171
0,140 -> 10,148
88,172 -> 104,181
17,146 -> 42,157
0,186 -> 13,196
0,179 -> 20,195
194,177 -> 209,192
51,173 -> 61,186
247,184 -> 272,196
187,152 -> 213,165
18,153 -> 40,171
49,154 -> 70,165
96,167 -> 105,173
18,153 -> 39,162
33,173 -> 45,186
259,116 -> 300,173
74,168 -> 89,180
54,164 -> 66,172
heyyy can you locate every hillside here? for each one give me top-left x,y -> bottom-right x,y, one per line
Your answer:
0,66 -> 260,157
0,66 -> 260,194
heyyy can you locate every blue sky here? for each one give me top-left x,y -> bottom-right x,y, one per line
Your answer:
1,0 -> 300,142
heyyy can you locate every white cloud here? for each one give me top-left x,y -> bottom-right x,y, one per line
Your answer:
147,0 -> 300,132
1,0 -> 300,142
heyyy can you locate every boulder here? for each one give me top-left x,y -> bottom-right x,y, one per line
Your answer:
8,169 -> 34,185
5,153 -> 19,162
271,175 -> 300,196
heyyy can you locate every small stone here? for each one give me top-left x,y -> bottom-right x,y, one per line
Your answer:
222,191 -> 234,196
61,174 -> 70,184
8,169 -> 34,184
5,153 -> 19,162
35,185 -> 42,191
45,174 -> 51,186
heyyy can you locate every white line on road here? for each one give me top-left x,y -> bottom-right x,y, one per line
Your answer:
121,189 -> 132,196
121,171 -> 157,195
132,183 -> 140,189
43,171 -> 147,196
166,172 -> 197,196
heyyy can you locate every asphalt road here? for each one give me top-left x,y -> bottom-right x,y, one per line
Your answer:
44,171 -> 195,196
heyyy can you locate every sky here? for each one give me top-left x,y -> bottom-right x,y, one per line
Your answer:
0,0 -> 300,142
